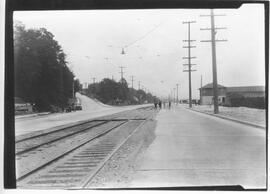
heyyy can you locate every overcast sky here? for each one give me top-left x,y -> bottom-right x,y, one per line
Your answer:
14,4 -> 265,99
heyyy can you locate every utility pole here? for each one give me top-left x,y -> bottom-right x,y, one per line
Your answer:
183,21 -> 196,108
173,88 -> 176,104
200,75 -> 203,105
119,66 -> 125,83
200,9 -> 227,114
142,86 -> 146,92
72,78 -> 75,98
176,84 -> 179,104
130,76 -> 135,89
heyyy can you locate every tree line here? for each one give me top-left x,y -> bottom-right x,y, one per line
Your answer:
84,78 -> 159,105
14,21 -> 81,112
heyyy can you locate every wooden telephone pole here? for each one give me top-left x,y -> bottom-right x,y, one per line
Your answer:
183,21 -> 196,108
200,9 -> 227,114
130,75 -> 135,89
119,66 -> 125,83
200,75 -> 203,105
176,84 -> 179,104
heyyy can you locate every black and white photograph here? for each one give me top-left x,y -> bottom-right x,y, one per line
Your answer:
3,0 -> 268,191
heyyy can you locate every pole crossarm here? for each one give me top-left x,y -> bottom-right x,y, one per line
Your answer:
183,40 -> 196,42
200,14 -> 226,17
183,46 -> 196,48
182,56 -> 196,59
183,64 -> 196,66
216,39 -> 228,42
182,21 -> 196,24
183,70 -> 196,72
201,39 -> 228,42
200,27 -> 227,30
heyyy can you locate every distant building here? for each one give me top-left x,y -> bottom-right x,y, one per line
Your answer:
225,86 -> 265,107
226,86 -> 265,98
199,83 -> 226,105
199,83 -> 265,108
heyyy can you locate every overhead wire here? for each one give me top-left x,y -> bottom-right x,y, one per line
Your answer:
123,22 -> 163,49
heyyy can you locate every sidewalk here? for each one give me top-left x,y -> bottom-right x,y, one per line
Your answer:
130,106 -> 266,189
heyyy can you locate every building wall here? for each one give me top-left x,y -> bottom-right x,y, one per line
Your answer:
200,85 -> 265,106
201,96 -> 212,105
201,96 -> 226,105
239,92 -> 265,98
201,88 -> 226,96
225,91 -> 265,107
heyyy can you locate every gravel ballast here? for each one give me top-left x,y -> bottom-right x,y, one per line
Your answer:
86,117 -> 158,188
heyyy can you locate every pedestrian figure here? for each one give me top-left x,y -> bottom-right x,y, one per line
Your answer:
168,101 -> 171,109
158,101 -> 162,109
154,102 -> 157,109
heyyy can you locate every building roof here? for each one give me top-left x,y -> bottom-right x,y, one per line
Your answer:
200,83 -> 226,89
227,86 -> 265,93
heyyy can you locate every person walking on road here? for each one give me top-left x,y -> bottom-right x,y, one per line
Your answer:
168,101 -> 171,109
154,102 -> 158,109
158,101 -> 162,109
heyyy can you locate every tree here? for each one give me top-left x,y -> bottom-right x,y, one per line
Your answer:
97,78 -> 119,104
117,78 -> 129,102
14,21 -> 75,111
74,79 -> 82,93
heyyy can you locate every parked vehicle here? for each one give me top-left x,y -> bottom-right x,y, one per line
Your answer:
75,104 -> 82,110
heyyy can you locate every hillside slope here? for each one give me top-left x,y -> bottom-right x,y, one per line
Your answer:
76,93 -> 111,111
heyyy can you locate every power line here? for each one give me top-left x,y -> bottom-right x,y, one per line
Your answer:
200,9 -> 227,114
182,21 -> 197,108
123,23 -> 162,49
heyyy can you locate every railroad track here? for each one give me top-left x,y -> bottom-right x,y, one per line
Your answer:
16,106 -> 156,188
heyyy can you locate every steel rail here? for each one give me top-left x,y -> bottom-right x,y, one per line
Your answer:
16,120 -> 129,182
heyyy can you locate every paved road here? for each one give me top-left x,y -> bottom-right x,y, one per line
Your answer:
131,106 -> 266,189
15,104 -> 151,136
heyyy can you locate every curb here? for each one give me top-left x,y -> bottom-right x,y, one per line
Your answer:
15,112 -> 51,119
186,107 -> 266,129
